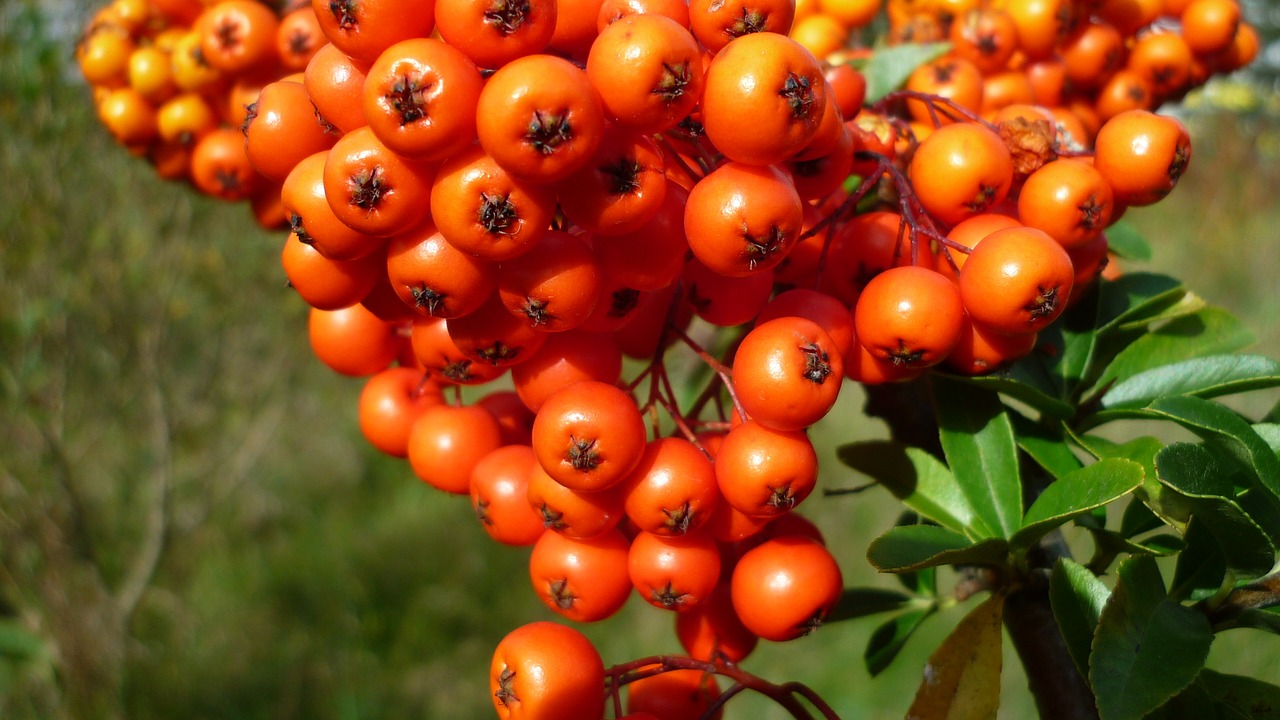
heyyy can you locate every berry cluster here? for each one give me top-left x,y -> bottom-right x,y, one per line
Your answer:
76,0 -> 1255,714
76,0 -> 328,226
887,0 -> 1257,130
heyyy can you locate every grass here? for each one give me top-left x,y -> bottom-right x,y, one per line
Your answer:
2,1 -> 1279,717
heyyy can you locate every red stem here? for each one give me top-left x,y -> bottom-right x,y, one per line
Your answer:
605,655 -> 842,720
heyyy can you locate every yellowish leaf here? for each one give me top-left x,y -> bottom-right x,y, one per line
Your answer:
905,591 -> 1006,720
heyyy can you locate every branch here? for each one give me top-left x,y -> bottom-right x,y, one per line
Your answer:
115,338 -> 171,623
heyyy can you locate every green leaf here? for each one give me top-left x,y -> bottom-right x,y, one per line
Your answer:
837,441 -> 976,535
1102,354 -> 1280,409
1114,292 -> 1209,335
1198,669 -> 1280,719
865,607 -> 935,677
1095,319 -> 1264,404
1156,443 -> 1277,577
932,377 -> 1022,539
904,592 -> 1005,720
897,567 -> 939,597
858,42 -> 951,102
1102,219 -> 1152,261
1084,398 -> 1280,524
1087,529 -> 1184,574
867,525 -> 1009,573
827,587 -> 916,622
1074,434 -> 1191,529
1011,459 -> 1144,554
943,371 -> 1074,419
1146,679 -> 1218,719
1145,396 -> 1280,509
1169,518 -> 1228,602
1010,412 -> 1083,480
1095,273 -> 1188,333
1050,558 -> 1111,679
1255,423 -> 1280,454
1090,555 -> 1214,720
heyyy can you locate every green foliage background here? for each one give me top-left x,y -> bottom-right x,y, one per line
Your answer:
1,1 -> 1278,717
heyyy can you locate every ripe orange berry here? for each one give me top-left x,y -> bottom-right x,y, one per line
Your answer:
958,225 -> 1074,335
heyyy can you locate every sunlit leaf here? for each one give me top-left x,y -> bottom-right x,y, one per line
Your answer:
1073,433 -> 1190,529
1011,459 -> 1143,554
1103,354 -> 1280,409
867,525 -> 1009,573
932,377 -> 1022,538
905,592 -> 1006,720
837,441 -> 976,535
858,42 -> 951,102
1095,273 -> 1187,333
1050,558 -> 1110,679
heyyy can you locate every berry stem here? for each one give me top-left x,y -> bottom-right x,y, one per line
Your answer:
605,655 -> 842,720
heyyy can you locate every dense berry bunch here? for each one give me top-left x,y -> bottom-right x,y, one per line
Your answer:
77,0 -> 1256,713
77,0 -> 331,226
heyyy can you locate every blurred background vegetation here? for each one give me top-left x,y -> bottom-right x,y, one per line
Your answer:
1,0 -> 1279,718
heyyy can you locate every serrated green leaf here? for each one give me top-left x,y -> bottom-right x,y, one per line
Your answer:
1010,412 -> 1083,480
932,377 -> 1022,539
1144,396 -> 1280,511
860,42 -> 951,102
1011,459 -> 1143,554
867,525 -> 1009,573
1102,220 -> 1152,262
1146,678 -> 1218,719
1156,443 -> 1277,577
1050,558 -> 1111,679
1090,555 -> 1214,720
865,607 -> 935,676
1074,433 -> 1190,529
827,587 -> 916,622
837,441 -> 976,535
1199,669 -> 1280,719
905,592 -> 1005,720
1082,398 -> 1280,525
